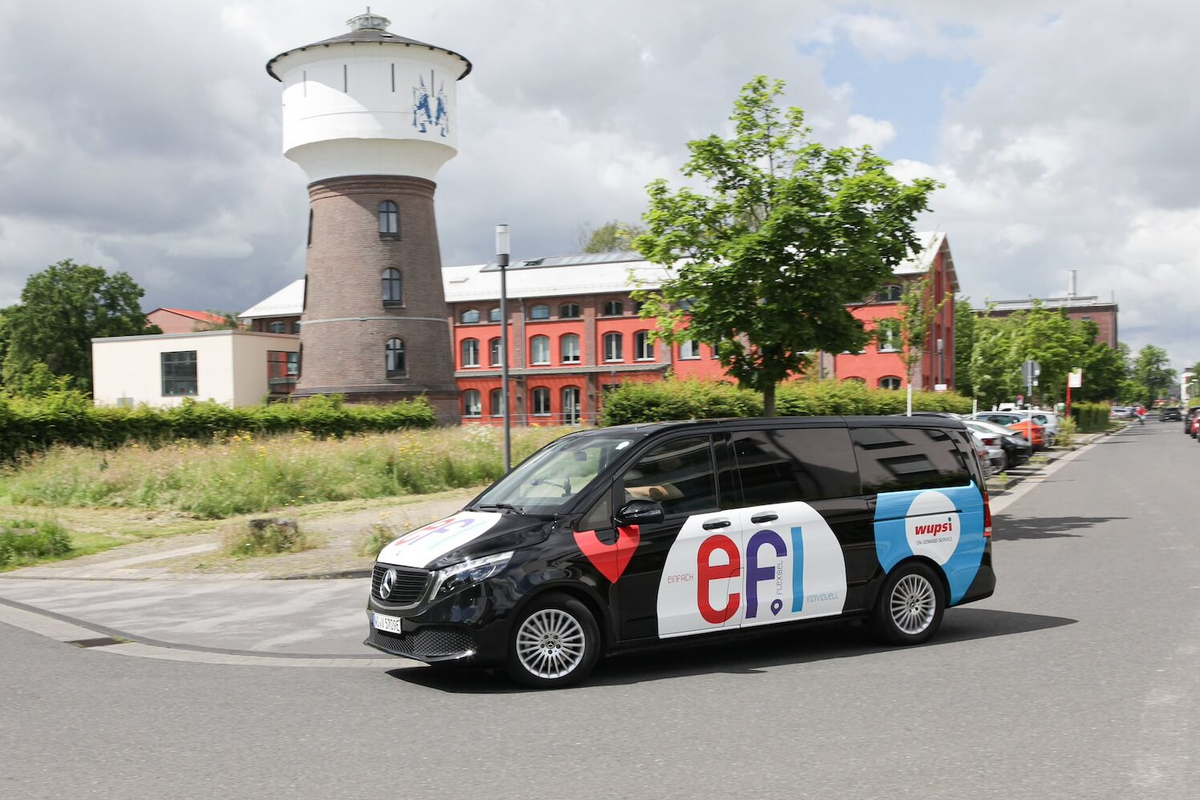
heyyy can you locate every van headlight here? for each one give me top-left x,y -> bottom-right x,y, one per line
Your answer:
430,551 -> 514,599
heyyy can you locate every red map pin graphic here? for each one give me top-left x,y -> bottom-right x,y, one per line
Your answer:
573,525 -> 641,583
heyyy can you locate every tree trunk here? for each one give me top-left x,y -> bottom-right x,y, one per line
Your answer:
763,382 -> 776,417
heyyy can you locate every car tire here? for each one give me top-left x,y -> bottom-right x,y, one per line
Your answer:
871,561 -> 946,646
506,592 -> 601,689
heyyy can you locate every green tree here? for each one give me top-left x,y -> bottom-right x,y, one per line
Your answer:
1073,322 -> 1125,402
969,313 -> 1019,409
633,76 -> 939,416
1129,344 -> 1176,406
895,272 -> 948,392
579,221 -> 646,253
953,298 -> 975,395
191,310 -> 243,331
2,259 -> 158,394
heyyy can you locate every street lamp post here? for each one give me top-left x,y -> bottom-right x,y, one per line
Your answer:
496,224 -> 512,473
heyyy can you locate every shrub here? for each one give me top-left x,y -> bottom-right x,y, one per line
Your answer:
1069,402 -> 1109,433
0,518 -> 73,568
1055,416 -> 1077,448
600,379 -> 971,425
0,392 -> 436,462
219,518 -> 311,557
358,523 -> 402,558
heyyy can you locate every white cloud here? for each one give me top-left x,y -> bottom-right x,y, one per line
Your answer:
844,114 -> 897,149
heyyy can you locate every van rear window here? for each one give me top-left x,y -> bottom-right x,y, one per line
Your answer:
732,428 -> 859,505
851,427 -> 971,494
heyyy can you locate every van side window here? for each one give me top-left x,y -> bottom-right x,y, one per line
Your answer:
732,428 -> 859,505
577,488 -> 613,532
851,427 -> 971,494
622,436 -> 717,516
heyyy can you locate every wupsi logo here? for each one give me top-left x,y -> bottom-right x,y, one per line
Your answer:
903,491 -> 961,565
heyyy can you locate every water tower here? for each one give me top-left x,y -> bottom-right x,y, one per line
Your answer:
267,11 -> 471,421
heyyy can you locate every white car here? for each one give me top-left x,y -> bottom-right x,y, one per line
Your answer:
970,431 -> 1004,475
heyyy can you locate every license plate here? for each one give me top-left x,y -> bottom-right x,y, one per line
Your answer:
373,612 -> 405,634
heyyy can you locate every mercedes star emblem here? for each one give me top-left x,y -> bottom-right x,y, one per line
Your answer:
379,568 -> 397,600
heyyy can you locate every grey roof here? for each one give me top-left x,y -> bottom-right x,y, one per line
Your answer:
266,28 -> 472,81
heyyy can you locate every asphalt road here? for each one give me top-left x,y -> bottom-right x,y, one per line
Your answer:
2,422 -> 1197,799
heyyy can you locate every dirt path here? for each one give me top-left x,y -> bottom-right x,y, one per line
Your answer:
2,487 -> 480,580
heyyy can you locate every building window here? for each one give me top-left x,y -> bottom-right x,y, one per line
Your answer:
602,300 -> 624,317
561,334 -> 581,363
633,300 -> 645,313
679,340 -> 701,360
463,389 -> 482,417
461,338 -> 480,368
386,338 -> 406,376
488,307 -> 502,323
161,351 -> 198,396
879,376 -> 902,390
562,386 -> 581,425
531,386 -> 551,416
460,308 -> 480,324
678,298 -> 696,312
379,201 -> 399,235
307,209 -> 313,247
489,337 -> 503,366
876,319 -> 901,352
603,332 -> 623,362
292,321 -> 301,334
844,376 -> 866,384
634,331 -> 654,361
530,304 -> 550,321
530,335 -> 550,365
267,321 -> 286,334
267,351 -> 299,394
559,303 -> 581,319
489,388 -> 502,416
382,269 -> 402,304
877,284 -> 903,303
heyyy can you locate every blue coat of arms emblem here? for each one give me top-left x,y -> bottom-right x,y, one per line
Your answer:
412,72 -> 449,137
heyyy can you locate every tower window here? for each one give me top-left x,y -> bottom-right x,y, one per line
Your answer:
382,268 -> 402,305
307,209 -> 313,247
379,201 -> 399,235
385,338 -> 406,376
343,64 -> 348,92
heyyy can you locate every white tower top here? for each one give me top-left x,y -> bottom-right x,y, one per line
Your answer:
267,13 -> 472,182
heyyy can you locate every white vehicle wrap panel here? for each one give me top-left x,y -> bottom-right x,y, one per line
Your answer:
376,512 -> 502,568
656,502 -> 847,639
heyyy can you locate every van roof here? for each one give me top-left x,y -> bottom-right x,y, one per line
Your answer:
597,415 -> 968,436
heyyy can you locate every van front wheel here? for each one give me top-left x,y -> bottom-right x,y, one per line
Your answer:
872,562 -> 945,646
506,593 -> 600,689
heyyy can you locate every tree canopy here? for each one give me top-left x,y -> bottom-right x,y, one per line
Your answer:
579,221 -> 646,253
1128,344 -> 1176,406
1,259 -> 157,394
633,76 -> 939,415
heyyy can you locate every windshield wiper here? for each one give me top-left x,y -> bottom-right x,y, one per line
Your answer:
476,503 -> 521,513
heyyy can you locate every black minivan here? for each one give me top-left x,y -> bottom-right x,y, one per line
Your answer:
365,416 -> 996,688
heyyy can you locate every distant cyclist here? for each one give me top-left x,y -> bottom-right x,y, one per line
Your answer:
1136,406 -> 1146,425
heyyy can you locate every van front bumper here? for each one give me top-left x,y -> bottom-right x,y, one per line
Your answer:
364,583 -> 512,667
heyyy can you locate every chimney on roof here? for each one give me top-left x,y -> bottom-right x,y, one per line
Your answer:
1067,269 -> 1078,299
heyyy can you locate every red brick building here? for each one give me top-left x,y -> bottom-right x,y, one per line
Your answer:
243,232 -> 958,424
146,308 -> 233,335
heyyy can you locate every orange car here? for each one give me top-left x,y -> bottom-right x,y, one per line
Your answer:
1007,420 -> 1046,450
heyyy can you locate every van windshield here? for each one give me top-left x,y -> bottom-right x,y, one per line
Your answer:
471,433 -> 638,514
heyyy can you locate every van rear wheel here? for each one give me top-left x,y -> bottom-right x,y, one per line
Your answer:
872,562 -> 945,646
506,593 -> 600,689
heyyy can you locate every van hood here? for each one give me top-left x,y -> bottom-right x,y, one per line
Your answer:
375,511 -> 553,570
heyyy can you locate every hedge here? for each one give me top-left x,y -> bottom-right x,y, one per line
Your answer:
1069,402 -> 1110,433
0,392 -> 436,461
599,379 -> 972,426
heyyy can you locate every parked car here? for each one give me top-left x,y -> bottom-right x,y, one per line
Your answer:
365,416 -> 996,687
1184,407 -> 1200,434
969,412 -> 1047,450
1159,407 -> 1182,422
963,419 -> 1032,469
964,431 -> 1003,474
1192,413 -> 1200,439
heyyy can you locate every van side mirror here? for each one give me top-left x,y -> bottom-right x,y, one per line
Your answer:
615,499 -> 664,526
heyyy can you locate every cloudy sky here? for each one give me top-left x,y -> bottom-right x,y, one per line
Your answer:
1,1 -> 1197,368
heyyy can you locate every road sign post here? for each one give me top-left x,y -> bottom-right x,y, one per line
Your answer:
1021,360 -> 1041,407
1066,369 -> 1083,416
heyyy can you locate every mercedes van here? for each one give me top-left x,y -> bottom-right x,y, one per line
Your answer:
365,416 -> 996,688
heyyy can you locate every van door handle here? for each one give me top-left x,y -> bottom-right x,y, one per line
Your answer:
750,513 -> 778,524
702,519 -> 732,530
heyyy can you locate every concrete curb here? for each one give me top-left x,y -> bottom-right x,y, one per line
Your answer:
0,593 -> 413,669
